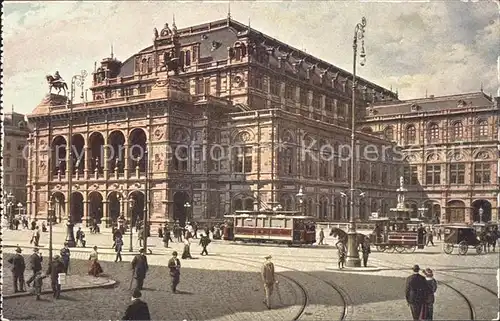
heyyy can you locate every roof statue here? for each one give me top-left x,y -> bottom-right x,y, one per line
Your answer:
160,23 -> 172,37
45,71 -> 68,96
153,27 -> 159,40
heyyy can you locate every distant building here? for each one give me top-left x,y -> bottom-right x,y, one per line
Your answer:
26,17 -> 402,227
361,92 -> 500,223
3,110 -> 31,205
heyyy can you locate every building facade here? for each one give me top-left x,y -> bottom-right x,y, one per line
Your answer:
361,92 -> 500,223
2,111 -> 31,205
26,17 -> 402,227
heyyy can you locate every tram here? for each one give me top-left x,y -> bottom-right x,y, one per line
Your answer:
369,217 -> 425,253
224,210 -> 316,246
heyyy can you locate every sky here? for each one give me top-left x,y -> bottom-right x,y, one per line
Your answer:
2,1 -> 499,115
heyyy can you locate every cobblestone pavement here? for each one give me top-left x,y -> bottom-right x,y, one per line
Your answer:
3,228 -> 498,320
3,270 -> 115,298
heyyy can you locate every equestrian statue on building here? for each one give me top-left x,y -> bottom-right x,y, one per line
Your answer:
46,71 -> 68,96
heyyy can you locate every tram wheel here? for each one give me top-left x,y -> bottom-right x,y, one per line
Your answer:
443,243 -> 454,254
458,241 -> 468,255
386,246 -> 395,253
376,245 -> 386,252
475,245 -> 483,255
406,246 -> 416,253
395,245 -> 405,253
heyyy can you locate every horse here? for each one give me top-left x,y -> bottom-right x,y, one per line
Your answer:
330,227 -> 368,247
46,75 -> 68,95
485,229 -> 499,252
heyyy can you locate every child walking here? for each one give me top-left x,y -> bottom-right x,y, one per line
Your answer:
33,270 -> 48,300
337,242 -> 346,269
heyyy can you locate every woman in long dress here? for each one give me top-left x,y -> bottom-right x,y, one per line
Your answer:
88,246 -> 104,277
181,238 -> 192,259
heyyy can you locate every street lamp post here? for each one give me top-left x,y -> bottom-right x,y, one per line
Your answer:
47,197 -> 55,264
296,186 -> 305,215
7,192 -> 15,229
129,197 -> 135,252
65,70 -> 87,247
17,202 -> 24,218
479,207 -> 484,223
184,202 -> 192,221
346,17 -> 367,268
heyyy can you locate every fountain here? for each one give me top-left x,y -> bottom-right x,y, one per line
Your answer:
389,176 -> 411,220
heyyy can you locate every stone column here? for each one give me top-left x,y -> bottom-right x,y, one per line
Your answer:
124,144 -> 130,178
103,200 -> 109,227
66,145 -> 71,179
84,146 -> 91,180
104,146 -> 109,180
83,200 -> 89,225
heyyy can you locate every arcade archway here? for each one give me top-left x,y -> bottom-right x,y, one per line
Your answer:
108,131 -> 125,174
71,134 -> 85,174
52,136 -> 67,176
108,192 -> 121,225
88,192 -> 103,224
446,200 -> 466,223
129,191 -> 145,226
51,192 -> 66,223
471,199 -> 492,223
70,192 -> 84,223
129,128 -> 147,173
173,192 -> 190,226
89,132 -> 105,174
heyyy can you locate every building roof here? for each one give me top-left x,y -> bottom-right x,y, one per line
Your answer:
116,18 -> 396,98
365,91 -> 495,117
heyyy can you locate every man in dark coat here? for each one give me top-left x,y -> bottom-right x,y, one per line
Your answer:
167,251 -> 181,293
360,239 -> 371,267
26,247 -> 43,287
405,264 -> 430,320
60,243 -> 71,274
417,224 -> 426,247
131,248 -> 149,291
8,247 -> 26,293
47,255 -> 65,299
163,225 -> 172,248
122,289 -> 151,320
199,234 -> 211,256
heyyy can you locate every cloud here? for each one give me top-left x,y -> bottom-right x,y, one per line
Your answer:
2,1 -> 499,115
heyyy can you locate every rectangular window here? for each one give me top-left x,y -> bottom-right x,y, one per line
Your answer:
300,88 -> 308,105
235,147 -> 252,173
449,164 -> 465,184
371,164 -> 378,184
211,148 -> 221,172
325,97 -> 333,112
285,84 -> 295,100
338,102 -> 345,118
195,78 -> 204,95
425,165 -> 441,185
252,73 -> 263,91
404,165 -> 419,185
5,157 -> 11,167
474,163 -> 490,184
270,77 -> 280,96
312,94 -> 320,109
381,165 -> 388,184
5,174 -> 11,184
204,78 -> 211,95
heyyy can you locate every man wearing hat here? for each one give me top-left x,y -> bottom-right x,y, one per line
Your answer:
405,264 -> 431,320
47,255 -> 65,299
261,255 -> 276,309
8,247 -> 26,293
131,248 -> 149,291
167,251 -> 181,293
26,247 -> 43,287
60,242 -> 71,274
122,289 -> 151,320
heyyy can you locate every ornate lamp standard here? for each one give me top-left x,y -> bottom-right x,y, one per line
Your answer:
346,17 -> 367,268
296,186 -> 305,215
47,196 -> 55,264
184,202 -> 192,221
17,202 -> 24,218
128,196 -> 135,252
7,192 -> 15,229
65,70 -> 88,247
479,207 -> 484,223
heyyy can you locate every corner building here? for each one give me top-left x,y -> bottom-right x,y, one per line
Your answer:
27,18 -> 401,227
361,92 -> 500,223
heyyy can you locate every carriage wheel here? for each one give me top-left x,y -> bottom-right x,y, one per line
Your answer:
406,246 -> 416,253
386,245 -> 395,253
458,241 -> 468,255
395,245 -> 405,253
443,243 -> 454,254
376,245 -> 386,252
476,245 -> 483,255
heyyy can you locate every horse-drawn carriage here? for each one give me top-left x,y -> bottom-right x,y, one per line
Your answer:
368,217 -> 425,253
442,225 -> 484,255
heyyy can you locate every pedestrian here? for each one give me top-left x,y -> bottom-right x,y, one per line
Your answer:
131,248 -> 149,291
199,234 -> 211,256
405,264 -> 431,321
337,242 -> 346,269
30,226 -> 40,247
261,255 -> 276,309
88,246 -> 104,277
318,228 -> 325,245
41,221 -> 47,232
193,222 -> 198,239
436,227 -> 442,241
32,270 -> 48,300
122,289 -> 151,320
8,246 -> 26,293
426,227 -> 435,246
360,239 -> 371,267
417,224 -> 426,247
163,226 -> 172,248
60,242 -> 71,274
158,224 -> 163,239
76,227 -> 84,247
47,255 -> 65,299
421,268 -> 438,320
26,247 -> 43,287
114,235 -> 124,262
22,216 -> 29,229
31,220 -> 36,230
167,251 -> 181,293
138,228 -> 144,247
181,238 -> 192,259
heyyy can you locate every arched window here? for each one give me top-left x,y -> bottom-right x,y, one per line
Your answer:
477,119 -> 488,138
244,198 -> 254,211
428,123 -> 439,142
179,51 -> 185,68
406,125 -> 416,144
452,121 -> 463,140
234,199 -> 243,211
384,126 -> 394,141
371,200 -> 378,213
185,50 -> 191,66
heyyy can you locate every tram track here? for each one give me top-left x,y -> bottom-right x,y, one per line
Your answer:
217,254 -> 350,321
